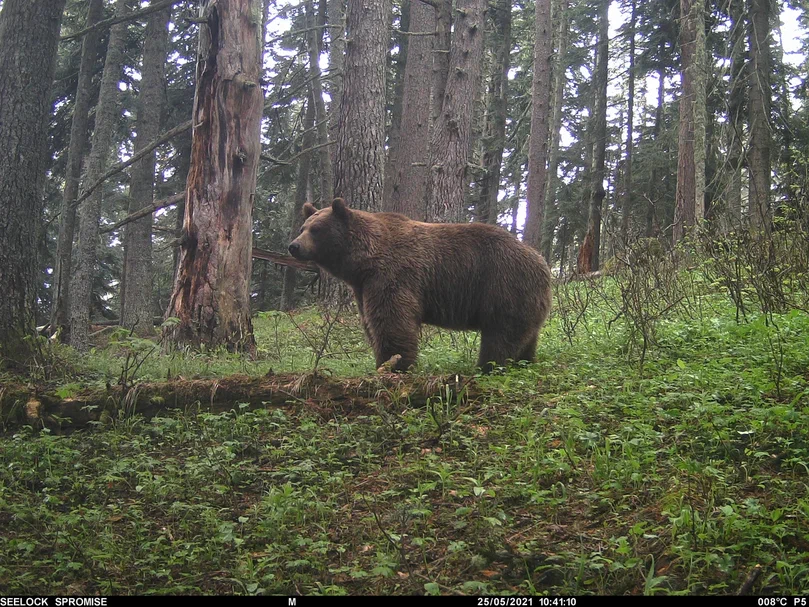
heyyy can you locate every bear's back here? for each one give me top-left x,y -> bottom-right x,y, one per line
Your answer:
368,216 -> 550,331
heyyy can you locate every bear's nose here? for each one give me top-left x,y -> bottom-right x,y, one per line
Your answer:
288,242 -> 300,257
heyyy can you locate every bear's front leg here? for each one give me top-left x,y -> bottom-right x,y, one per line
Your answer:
363,288 -> 421,372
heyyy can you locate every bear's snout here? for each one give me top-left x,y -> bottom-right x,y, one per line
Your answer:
288,241 -> 301,258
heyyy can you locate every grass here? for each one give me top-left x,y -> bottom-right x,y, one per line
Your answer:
1,281 -> 809,595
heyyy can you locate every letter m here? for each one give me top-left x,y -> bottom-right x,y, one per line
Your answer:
288,600 -> 296,607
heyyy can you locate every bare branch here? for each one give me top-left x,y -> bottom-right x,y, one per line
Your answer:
99,192 -> 185,235
60,0 -> 180,42
71,120 -> 192,212
261,141 -> 335,167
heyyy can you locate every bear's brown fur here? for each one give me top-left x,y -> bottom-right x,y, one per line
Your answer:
288,199 -> 552,372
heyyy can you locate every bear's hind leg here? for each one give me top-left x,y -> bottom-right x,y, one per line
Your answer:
517,329 -> 539,363
478,331 -> 521,373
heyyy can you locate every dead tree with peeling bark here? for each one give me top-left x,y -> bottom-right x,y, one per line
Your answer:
165,0 -> 264,353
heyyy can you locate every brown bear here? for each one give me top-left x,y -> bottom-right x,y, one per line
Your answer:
288,198 -> 552,373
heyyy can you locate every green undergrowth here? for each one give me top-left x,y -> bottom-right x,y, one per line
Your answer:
2,283 -> 809,595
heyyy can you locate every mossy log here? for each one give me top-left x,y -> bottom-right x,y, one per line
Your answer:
0,373 -> 475,432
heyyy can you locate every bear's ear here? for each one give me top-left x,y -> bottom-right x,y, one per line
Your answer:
332,198 -> 349,220
303,203 -> 317,218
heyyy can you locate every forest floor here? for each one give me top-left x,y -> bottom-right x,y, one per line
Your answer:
1,283 -> 809,595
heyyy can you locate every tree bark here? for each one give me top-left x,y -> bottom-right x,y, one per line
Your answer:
0,0 -> 67,360
332,0 -> 391,211
477,0 -> 511,225
424,0 -> 486,223
281,97 -> 316,311
383,0 -> 435,218
51,0 -> 104,337
583,0 -> 609,271
121,2 -> 171,335
673,0 -> 706,244
165,0 -> 265,352
747,0 -> 772,231
68,0 -> 133,350
524,0 -> 553,249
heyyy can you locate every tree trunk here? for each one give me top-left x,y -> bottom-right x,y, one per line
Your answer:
510,163 -> 521,235
332,0 -> 390,211
430,0 -> 452,133
306,0 -> 334,204
172,134 -> 193,282
50,0 -> 104,337
383,0 -> 435,218
523,0 -> 553,249
673,0 -> 706,244
646,63 -> 666,237
543,0 -> 569,262
281,97 -> 316,311
121,2 -> 171,335
386,0 -> 410,174
424,0 -> 486,223
583,0 -> 609,271
165,0 -> 264,352
0,0 -> 67,360
327,0 -> 345,148
620,0 -> 636,246
477,0 -> 511,225
68,0 -> 133,351
725,0 -> 745,228
747,0 -> 771,231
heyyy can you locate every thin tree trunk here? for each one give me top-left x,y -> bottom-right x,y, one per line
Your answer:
620,0 -> 636,246
424,0 -> 486,222
305,0 -> 334,204
333,0 -> 391,211
327,0 -> 345,148
172,134 -> 192,282
674,0 -> 706,244
430,0 -> 452,133
477,0 -> 511,225
68,0 -> 133,350
646,64 -> 666,237
726,0 -> 744,227
51,0 -> 104,337
0,0 -> 67,359
166,0 -> 264,352
383,0 -> 435,218
281,97 -> 316,311
543,0 -> 569,262
584,0 -> 609,271
121,2 -> 171,335
523,0 -> 553,249
747,0 -> 771,231
510,163 -> 521,235
386,0 -> 410,175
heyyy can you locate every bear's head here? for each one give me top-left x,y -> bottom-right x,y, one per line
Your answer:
288,198 -> 352,271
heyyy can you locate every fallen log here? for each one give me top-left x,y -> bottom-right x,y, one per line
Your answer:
0,373 -> 475,432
